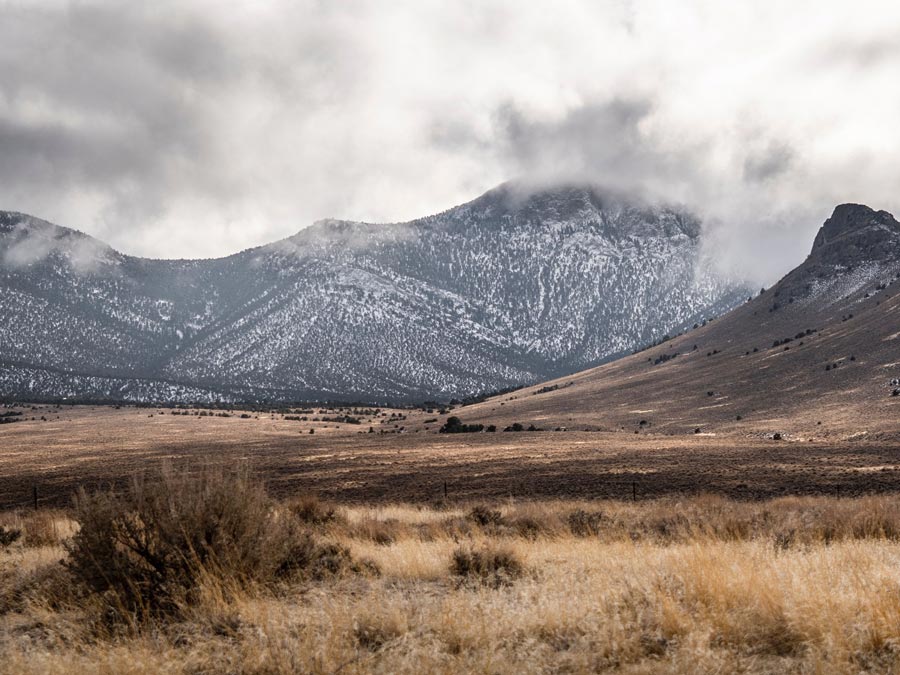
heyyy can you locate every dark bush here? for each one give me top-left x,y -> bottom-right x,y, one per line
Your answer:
450,545 -> 523,586
439,416 -> 484,433
66,466 -> 280,617
467,505 -> 503,527
273,534 -> 357,580
65,466 -> 358,620
567,509 -> 603,537
289,495 -> 341,526
0,526 -> 22,548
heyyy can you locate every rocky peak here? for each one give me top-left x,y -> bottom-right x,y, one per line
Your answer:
418,182 -> 701,241
769,204 -> 900,308
812,204 -> 899,253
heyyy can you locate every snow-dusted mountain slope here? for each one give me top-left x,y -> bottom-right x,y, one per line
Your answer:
454,203 -> 900,435
0,184 -> 751,403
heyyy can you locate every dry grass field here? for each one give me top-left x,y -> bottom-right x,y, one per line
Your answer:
2,396 -> 899,673
5,469 -> 900,674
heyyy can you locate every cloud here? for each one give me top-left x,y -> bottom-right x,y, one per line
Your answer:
495,99 -> 664,188
742,143 -> 794,184
0,0 -> 899,284
2,216 -> 116,274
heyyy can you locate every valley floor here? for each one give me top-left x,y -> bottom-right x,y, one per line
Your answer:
3,406 -> 900,672
1,404 -> 900,510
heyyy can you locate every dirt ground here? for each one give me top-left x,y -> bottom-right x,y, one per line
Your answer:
2,403 -> 900,509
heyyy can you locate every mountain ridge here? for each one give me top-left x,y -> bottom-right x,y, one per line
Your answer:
455,203 -> 900,435
0,183 -> 752,404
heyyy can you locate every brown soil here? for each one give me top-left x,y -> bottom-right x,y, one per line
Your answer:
2,404 -> 899,510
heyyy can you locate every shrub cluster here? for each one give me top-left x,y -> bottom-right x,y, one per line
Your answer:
467,505 -> 504,527
439,416 -> 484,433
503,422 -> 541,432
652,353 -> 677,366
65,466 -> 362,620
288,495 -> 342,526
567,509 -> 603,537
0,526 -> 22,547
450,545 -> 523,586
0,411 -> 23,425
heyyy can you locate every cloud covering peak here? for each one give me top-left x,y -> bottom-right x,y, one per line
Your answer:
1,0 -> 898,283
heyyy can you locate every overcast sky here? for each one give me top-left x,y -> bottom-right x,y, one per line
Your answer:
1,0 -> 899,283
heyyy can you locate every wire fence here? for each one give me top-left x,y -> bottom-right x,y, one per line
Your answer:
0,477 -> 883,513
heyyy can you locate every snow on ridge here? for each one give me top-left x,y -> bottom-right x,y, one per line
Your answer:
0,188 -> 753,403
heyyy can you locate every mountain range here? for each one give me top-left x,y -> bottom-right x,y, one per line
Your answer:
0,183 -> 751,404
458,203 -> 900,436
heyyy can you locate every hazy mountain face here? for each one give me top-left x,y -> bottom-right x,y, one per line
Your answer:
0,185 -> 751,404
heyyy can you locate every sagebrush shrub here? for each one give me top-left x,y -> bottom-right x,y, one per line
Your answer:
567,509 -> 603,537
65,465 -> 359,620
467,505 -> 503,527
21,511 -> 61,547
273,533 -> 356,580
450,545 -> 523,586
66,466 -> 278,616
289,495 -> 342,526
0,526 -> 22,548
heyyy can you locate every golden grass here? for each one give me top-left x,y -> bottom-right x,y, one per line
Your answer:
5,495 -> 900,673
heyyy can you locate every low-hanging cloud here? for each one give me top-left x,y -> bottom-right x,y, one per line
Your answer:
1,0 -> 899,284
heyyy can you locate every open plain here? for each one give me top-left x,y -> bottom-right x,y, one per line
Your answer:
2,403 -> 900,511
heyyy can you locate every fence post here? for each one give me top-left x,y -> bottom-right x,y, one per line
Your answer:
632,481 -> 636,502
33,485 -> 38,510
443,481 -> 448,499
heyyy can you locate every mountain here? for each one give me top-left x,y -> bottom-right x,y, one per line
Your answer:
0,184 -> 750,404
455,204 -> 900,436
